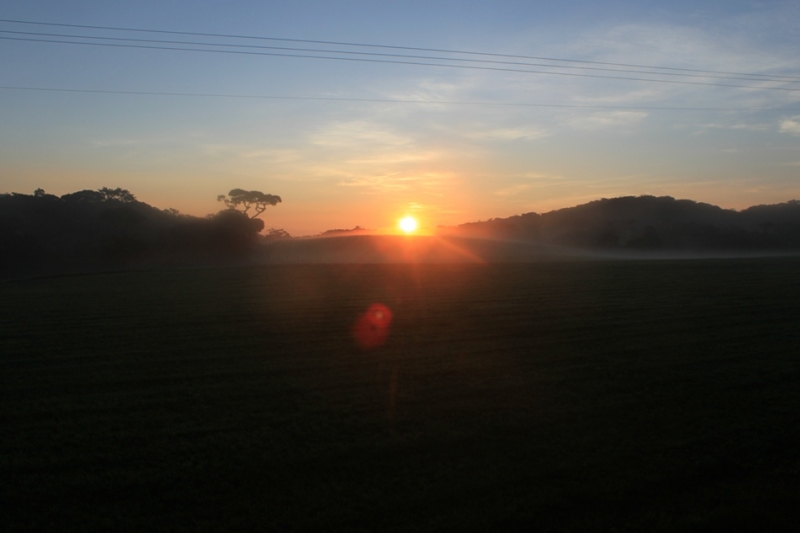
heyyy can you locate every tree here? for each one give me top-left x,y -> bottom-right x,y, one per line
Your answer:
98,187 -> 136,203
265,228 -> 291,241
208,209 -> 265,253
217,189 -> 281,219
61,187 -> 136,204
61,189 -> 106,203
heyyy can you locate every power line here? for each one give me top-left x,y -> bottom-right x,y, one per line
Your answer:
2,17 -> 799,82
2,29 -> 797,85
2,85 -> 797,111
4,35 -> 800,93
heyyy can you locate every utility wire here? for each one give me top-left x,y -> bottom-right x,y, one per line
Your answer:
2,85 -> 798,111
4,35 -> 800,93
1,29 -> 797,85
2,17 -> 799,81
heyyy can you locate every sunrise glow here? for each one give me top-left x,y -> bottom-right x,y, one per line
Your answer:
398,216 -> 418,234
2,3 -> 799,237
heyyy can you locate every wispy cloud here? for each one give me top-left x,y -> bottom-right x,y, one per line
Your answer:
336,171 -> 456,194
494,184 -> 532,196
569,111 -> 648,130
698,122 -> 770,131
346,151 -> 439,165
779,116 -> 800,135
241,148 -> 303,163
310,121 -> 414,147
690,121 -> 772,135
88,137 -> 178,148
382,79 -> 470,104
464,127 -> 548,141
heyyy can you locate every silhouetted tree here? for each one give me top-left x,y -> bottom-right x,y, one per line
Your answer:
217,189 -> 281,218
207,209 -> 265,253
98,187 -> 136,203
59,187 -> 136,204
61,189 -> 107,203
319,226 -> 368,236
264,228 -> 291,241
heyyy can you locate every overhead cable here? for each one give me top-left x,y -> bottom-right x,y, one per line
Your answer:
1,17 -> 798,82
1,29 -> 797,85
3,36 -> 800,93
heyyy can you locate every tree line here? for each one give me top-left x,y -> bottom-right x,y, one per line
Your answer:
0,188 -> 284,279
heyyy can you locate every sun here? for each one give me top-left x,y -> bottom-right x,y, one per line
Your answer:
398,216 -> 418,234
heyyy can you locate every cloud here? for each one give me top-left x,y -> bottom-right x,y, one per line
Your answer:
569,111 -> 648,130
304,117 -> 469,195
779,116 -> 800,135
310,121 -> 413,148
518,172 -> 565,182
382,79 -> 468,104
241,148 -> 302,163
697,122 -> 770,132
88,137 -> 177,148
582,22 -> 796,82
200,144 -> 239,157
571,88 -> 665,105
336,171 -> 456,194
346,151 -> 438,165
464,127 -> 548,141
494,184 -> 532,196
538,18 -> 800,113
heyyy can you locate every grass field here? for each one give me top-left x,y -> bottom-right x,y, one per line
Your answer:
2,259 -> 800,531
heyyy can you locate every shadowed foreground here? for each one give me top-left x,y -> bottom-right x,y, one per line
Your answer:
2,260 -> 800,531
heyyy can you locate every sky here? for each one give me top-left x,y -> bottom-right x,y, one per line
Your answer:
1,0 -> 799,235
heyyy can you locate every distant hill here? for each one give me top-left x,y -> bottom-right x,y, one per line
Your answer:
439,196 -> 800,252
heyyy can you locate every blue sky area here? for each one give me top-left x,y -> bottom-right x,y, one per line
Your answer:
1,1 -> 799,234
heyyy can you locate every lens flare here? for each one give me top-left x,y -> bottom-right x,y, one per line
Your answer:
352,303 -> 394,350
399,216 -> 418,233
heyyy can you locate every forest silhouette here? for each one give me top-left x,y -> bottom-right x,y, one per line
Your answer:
0,188 -> 267,279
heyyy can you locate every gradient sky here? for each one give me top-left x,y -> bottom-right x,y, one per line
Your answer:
2,1 -> 799,235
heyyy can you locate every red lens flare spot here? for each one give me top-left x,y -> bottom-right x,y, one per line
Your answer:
352,303 -> 394,350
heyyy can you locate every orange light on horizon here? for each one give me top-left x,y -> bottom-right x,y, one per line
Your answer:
398,216 -> 418,234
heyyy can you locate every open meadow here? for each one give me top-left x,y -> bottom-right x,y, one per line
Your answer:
2,259 -> 800,531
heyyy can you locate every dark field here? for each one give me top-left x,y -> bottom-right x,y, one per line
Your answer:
2,260 -> 800,531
